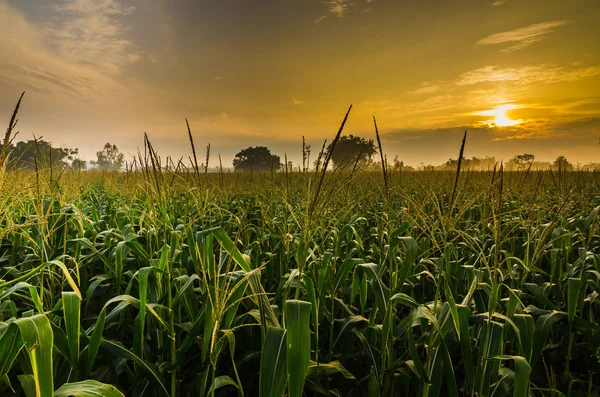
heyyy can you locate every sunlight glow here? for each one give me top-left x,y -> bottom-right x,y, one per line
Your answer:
478,104 -> 523,127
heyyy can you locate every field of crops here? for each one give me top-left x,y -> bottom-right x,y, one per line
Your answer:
1,160 -> 600,396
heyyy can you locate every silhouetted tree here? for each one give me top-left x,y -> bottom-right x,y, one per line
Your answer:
553,155 -> 573,171
6,140 -> 78,170
232,146 -> 281,172
392,155 -> 415,171
92,143 -> 124,170
327,135 -> 376,169
392,155 -> 404,171
512,153 -> 535,167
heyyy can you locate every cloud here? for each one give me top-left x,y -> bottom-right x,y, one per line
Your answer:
316,0 -> 372,22
492,0 -> 506,6
214,76 -> 225,81
380,117 -> 600,166
456,64 -> 600,86
409,82 -> 441,95
477,20 -> 567,51
44,0 -> 142,75
0,64 -> 101,98
292,98 -> 305,105
0,1 -> 122,99
360,62 -> 600,142
326,0 -> 353,17
213,112 -> 230,123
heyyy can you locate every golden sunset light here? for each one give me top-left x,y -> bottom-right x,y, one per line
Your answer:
1,0 -> 599,166
478,104 -> 523,127
2,2 -> 600,395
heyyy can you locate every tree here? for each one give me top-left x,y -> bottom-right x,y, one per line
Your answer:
93,143 -> 124,171
327,135 -> 376,169
6,140 -> 79,170
553,155 -> 572,171
392,155 -> 415,171
392,155 -> 404,171
512,153 -> 535,168
232,146 -> 281,172
71,158 -> 87,170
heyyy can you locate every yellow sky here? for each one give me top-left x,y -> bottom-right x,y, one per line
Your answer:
1,0 -> 599,167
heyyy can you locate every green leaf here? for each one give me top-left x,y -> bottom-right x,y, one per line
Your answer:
207,375 -> 240,396
567,278 -> 582,323
531,311 -> 565,366
208,227 -> 280,329
285,300 -> 312,397
307,360 -> 355,380
54,380 -> 124,397
0,322 -> 23,378
100,338 -> 169,397
85,307 -> 106,378
513,314 -> 534,363
367,365 -> 380,397
393,236 -> 418,292
524,283 -> 557,311
14,314 -> 54,397
62,292 -> 81,370
333,315 -> 368,348
28,286 -> 43,314
487,356 -> 531,397
260,327 -> 287,397
390,292 -> 419,309
358,263 -> 389,318
18,374 -> 36,397
50,260 -> 82,300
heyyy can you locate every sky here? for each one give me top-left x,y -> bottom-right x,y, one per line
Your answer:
1,0 -> 599,168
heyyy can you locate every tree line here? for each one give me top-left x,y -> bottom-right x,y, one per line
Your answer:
2,135 -> 593,173
3,140 -> 124,171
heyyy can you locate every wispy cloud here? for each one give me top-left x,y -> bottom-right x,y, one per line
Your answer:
492,0 -> 506,6
0,1 -> 121,99
361,62 -> 600,140
456,64 -> 600,86
0,64 -> 101,98
408,82 -> 441,95
477,20 -> 567,51
292,98 -> 305,105
316,0 -> 373,22
326,0 -> 353,18
214,76 -> 225,81
44,0 -> 142,75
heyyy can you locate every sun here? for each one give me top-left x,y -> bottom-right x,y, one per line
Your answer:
479,104 -> 522,127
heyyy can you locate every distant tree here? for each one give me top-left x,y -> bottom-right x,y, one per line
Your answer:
6,140 -> 78,170
479,156 -> 497,170
583,163 -> 600,171
553,155 -> 572,171
442,158 -> 460,170
512,153 -> 535,168
392,155 -> 404,171
233,146 -> 281,172
328,135 -> 376,169
92,143 -> 124,170
392,156 -> 415,171
71,158 -> 87,170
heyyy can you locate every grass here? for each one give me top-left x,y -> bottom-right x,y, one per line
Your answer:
1,105 -> 600,396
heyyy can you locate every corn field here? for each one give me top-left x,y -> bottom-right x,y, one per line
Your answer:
1,108 -> 600,397
1,161 -> 599,397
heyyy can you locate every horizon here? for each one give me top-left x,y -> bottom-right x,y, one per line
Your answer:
2,0 -> 600,168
